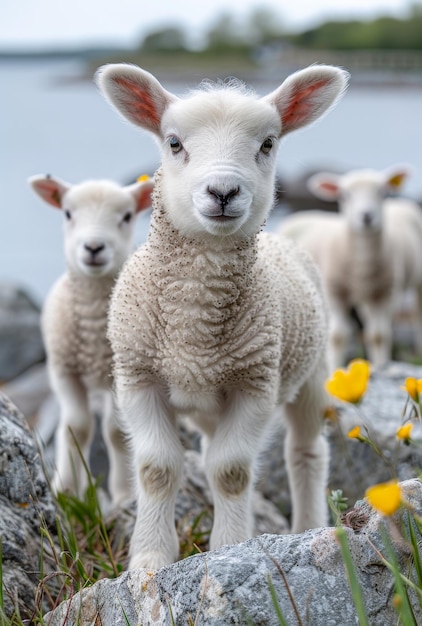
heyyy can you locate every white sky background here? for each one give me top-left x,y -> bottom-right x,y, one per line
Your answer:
0,0 -> 417,51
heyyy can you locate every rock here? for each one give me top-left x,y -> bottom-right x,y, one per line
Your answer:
44,479 -> 422,626
2,362 -> 50,427
257,361 -> 422,517
0,283 -> 45,382
0,392 -> 56,620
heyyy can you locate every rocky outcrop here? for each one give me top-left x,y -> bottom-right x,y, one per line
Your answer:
0,283 -> 45,382
2,360 -> 422,622
44,479 -> 422,626
0,393 -> 56,620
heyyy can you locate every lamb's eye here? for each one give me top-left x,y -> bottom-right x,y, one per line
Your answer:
169,136 -> 183,154
122,212 -> 132,224
64,210 -> 72,221
260,137 -> 273,155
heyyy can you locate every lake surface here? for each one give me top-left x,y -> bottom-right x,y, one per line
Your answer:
2,58 -> 422,304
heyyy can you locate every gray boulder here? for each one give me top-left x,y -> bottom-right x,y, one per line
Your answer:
0,283 -> 45,381
44,479 -> 422,626
0,392 -> 56,620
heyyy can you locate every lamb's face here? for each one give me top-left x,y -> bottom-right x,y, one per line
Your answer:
96,63 -> 350,243
159,90 -> 281,239
338,171 -> 387,233
61,182 -> 140,277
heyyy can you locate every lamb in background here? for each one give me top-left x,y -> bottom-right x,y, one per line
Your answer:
278,166 -> 422,370
28,174 -> 154,503
96,62 -> 349,570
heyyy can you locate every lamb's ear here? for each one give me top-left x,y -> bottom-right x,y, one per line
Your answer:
28,174 -> 70,209
126,177 -> 155,213
95,64 -> 178,136
383,165 -> 412,192
307,172 -> 342,201
263,65 -> 349,137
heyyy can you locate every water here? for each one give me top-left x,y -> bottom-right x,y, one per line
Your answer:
2,58 -> 422,305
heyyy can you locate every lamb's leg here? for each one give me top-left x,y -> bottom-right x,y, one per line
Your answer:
117,384 -> 184,570
205,391 -> 273,550
101,391 -> 132,505
328,298 -> 352,371
284,361 -> 329,532
51,373 -> 94,498
360,300 -> 393,366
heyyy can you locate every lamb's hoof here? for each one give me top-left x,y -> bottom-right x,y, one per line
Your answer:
129,550 -> 174,571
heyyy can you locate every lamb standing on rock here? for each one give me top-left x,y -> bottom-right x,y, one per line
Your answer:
96,63 -> 349,569
278,167 -> 422,370
28,174 -> 154,502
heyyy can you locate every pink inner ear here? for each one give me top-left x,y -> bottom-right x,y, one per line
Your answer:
113,77 -> 160,129
282,79 -> 329,127
35,180 -> 62,207
319,181 -> 339,195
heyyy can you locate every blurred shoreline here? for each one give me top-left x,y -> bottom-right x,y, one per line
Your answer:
2,48 -> 422,89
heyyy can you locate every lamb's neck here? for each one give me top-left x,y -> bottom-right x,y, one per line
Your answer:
348,229 -> 386,275
348,229 -> 392,299
67,271 -> 116,316
147,206 -> 258,285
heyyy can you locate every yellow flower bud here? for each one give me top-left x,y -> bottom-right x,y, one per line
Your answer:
402,377 -> 422,402
396,423 -> 413,441
348,426 -> 364,441
365,480 -> 402,516
325,359 -> 371,404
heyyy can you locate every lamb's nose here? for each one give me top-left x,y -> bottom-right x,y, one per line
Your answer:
363,212 -> 373,226
84,242 -> 105,256
207,186 -> 240,210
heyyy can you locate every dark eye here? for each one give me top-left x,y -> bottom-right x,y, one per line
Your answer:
169,136 -> 183,154
260,137 -> 274,155
122,212 -> 132,223
64,210 -> 72,221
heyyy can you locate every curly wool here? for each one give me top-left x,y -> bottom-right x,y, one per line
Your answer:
42,272 -> 115,389
109,169 -> 328,403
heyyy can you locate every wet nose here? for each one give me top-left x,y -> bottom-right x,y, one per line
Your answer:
362,212 -> 373,227
207,185 -> 240,210
84,242 -> 105,256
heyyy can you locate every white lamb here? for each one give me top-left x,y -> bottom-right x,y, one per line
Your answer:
278,167 -> 422,370
96,62 -> 349,569
28,174 -> 154,503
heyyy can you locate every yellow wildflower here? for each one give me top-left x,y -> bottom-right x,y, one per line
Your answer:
402,377 -> 422,402
348,426 -> 365,441
325,359 -> 371,404
365,480 -> 402,516
137,174 -> 150,182
396,423 -> 413,442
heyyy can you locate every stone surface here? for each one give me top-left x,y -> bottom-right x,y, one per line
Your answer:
44,479 -> 422,626
0,283 -> 45,381
0,392 -> 56,619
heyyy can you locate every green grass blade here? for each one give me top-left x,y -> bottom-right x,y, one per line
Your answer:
335,527 -> 370,626
380,524 -> 418,625
267,574 -> 289,626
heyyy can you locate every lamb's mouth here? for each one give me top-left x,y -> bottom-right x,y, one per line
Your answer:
83,259 -> 107,267
207,214 -> 239,221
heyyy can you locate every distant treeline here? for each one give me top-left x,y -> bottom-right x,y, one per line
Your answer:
137,3 -> 422,54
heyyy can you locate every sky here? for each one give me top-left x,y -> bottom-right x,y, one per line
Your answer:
0,0 -> 417,51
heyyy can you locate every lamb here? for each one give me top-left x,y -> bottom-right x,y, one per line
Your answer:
28,174 -> 154,503
96,62 -> 349,569
278,167 -> 422,370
